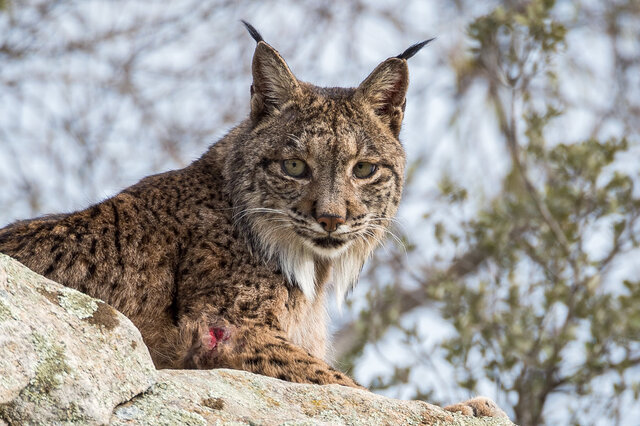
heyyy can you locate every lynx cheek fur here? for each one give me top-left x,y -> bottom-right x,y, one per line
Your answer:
2,21 -> 433,389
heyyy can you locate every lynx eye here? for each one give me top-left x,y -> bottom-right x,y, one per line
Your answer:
282,159 -> 307,178
353,162 -> 377,179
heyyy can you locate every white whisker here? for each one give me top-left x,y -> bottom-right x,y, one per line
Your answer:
233,207 -> 289,222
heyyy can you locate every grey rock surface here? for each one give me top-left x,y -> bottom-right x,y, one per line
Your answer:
0,254 -> 513,425
0,254 -> 156,424
111,369 -> 514,426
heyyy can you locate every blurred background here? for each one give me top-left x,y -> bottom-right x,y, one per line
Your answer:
1,1 -> 639,424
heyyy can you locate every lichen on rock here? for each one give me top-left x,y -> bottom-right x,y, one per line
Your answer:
85,301 -> 120,330
0,299 -> 12,322
57,289 -> 98,320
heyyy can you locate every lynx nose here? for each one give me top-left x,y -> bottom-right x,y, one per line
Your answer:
316,215 -> 345,233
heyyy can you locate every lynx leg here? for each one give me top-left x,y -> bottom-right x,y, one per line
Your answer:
227,323 -> 363,388
444,396 -> 509,418
175,317 -> 361,388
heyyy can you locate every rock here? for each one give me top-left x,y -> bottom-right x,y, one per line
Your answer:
111,369 -> 513,426
0,254 -> 156,424
0,254 -> 513,425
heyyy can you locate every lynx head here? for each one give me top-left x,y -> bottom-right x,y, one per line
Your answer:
227,22 -> 431,304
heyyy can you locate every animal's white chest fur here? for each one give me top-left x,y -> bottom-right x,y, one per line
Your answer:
282,292 -> 329,360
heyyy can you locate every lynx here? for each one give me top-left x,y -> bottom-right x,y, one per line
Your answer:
0,22 -> 506,418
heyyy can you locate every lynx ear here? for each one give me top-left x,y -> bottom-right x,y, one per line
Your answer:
355,58 -> 409,137
243,21 -> 299,121
356,39 -> 434,137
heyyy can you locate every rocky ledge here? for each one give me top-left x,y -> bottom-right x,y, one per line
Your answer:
0,253 -> 513,425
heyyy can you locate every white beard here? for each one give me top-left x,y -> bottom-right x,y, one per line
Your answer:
329,243 -> 369,307
250,216 -> 379,304
278,239 -> 372,306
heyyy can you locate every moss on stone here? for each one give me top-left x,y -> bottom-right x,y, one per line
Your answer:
58,289 -> 97,320
85,301 -> 119,330
28,332 -> 70,396
36,287 -> 61,307
201,397 -> 225,410
0,299 -> 12,322
55,402 -> 91,423
0,333 -> 85,424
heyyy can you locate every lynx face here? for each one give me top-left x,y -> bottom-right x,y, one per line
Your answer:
226,32 -> 420,302
248,90 -> 405,256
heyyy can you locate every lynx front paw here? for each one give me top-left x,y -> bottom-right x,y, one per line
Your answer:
181,318 -> 234,369
444,396 -> 508,418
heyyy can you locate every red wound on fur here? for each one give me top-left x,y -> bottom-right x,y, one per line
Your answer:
208,328 -> 217,349
214,327 -> 225,340
208,327 -> 229,350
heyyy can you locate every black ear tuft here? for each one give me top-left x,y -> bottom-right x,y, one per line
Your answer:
395,37 -> 436,60
241,20 -> 264,43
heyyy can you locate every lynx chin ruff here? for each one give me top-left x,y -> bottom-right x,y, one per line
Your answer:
0,22 -> 508,419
